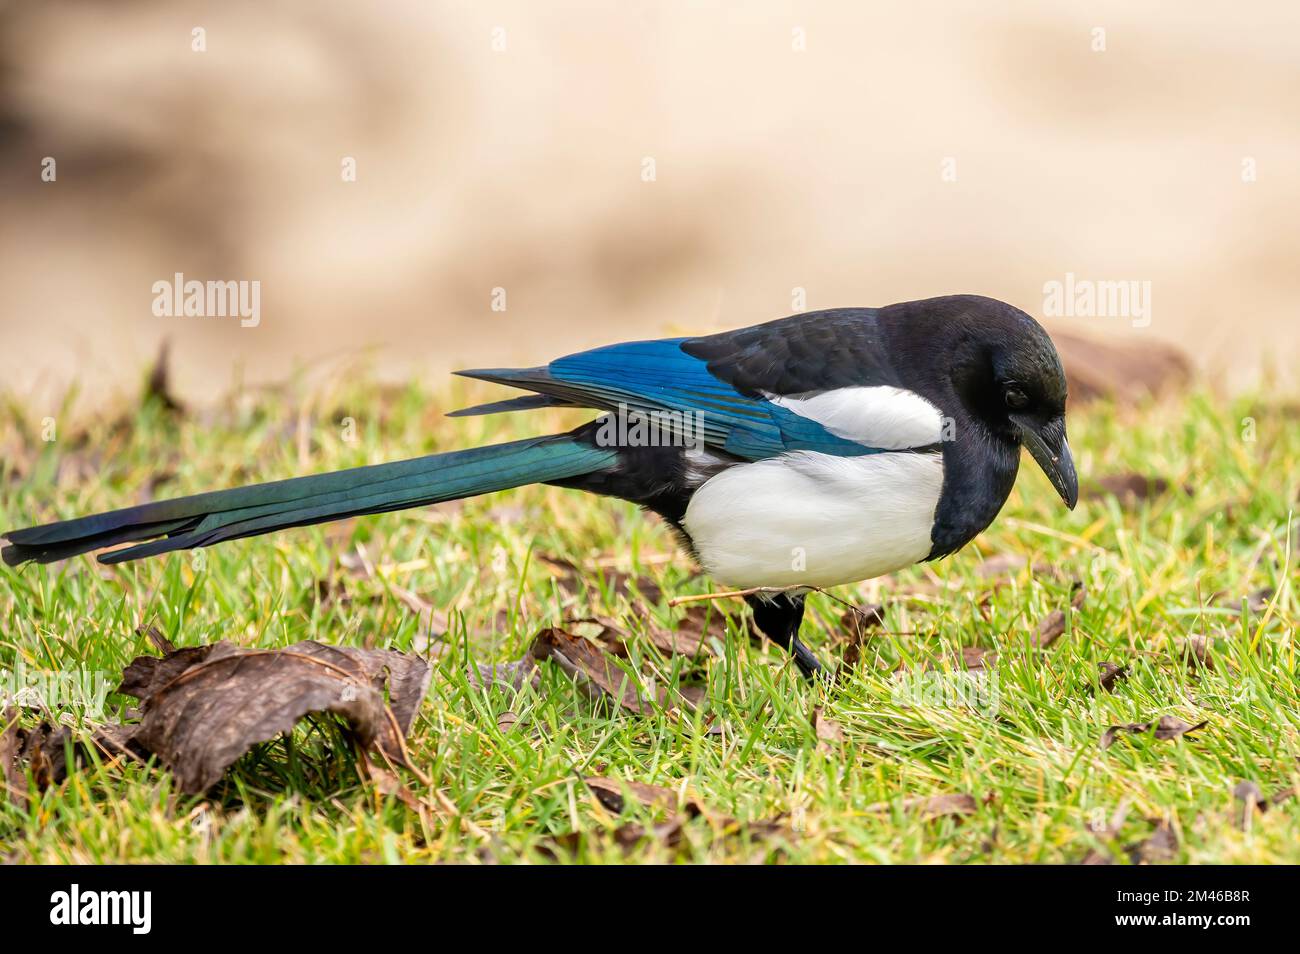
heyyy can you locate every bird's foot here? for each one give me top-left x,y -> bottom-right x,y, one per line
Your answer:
791,637 -> 829,682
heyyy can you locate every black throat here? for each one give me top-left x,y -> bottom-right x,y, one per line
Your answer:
926,414 -> 1021,559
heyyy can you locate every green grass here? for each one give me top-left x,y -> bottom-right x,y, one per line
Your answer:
1,371 -> 1296,863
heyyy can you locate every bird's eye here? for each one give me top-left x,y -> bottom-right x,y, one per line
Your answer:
1004,388 -> 1029,410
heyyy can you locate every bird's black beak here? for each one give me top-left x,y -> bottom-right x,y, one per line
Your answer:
1014,416 -> 1078,510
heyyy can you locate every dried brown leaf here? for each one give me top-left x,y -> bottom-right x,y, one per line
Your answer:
585,775 -> 696,815
670,683 -> 708,709
468,657 -> 539,692
122,640 -> 430,793
566,617 -> 628,655
1097,661 -> 1128,693
537,554 -> 663,604
137,623 -> 176,655
1086,473 -> 1188,507
646,604 -> 718,658
839,603 -> 885,668
1233,780 -> 1295,824
1035,582 -> 1086,649
363,756 -> 421,809
1,708 -> 23,807
1178,634 -> 1216,671
17,722 -> 75,790
1126,819 -> 1179,863
612,817 -> 686,852
975,553 -> 1028,577
119,644 -> 216,700
1233,781 -> 1265,830
813,706 -> 845,753
864,792 -> 978,820
1246,587 -> 1276,614
389,585 -> 450,641
582,775 -> 786,855
959,646 -> 998,670
531,626 -> 653,714
1100,716 -> 1207,749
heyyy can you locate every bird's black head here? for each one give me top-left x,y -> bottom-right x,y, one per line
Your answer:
890,295 -> 1078,510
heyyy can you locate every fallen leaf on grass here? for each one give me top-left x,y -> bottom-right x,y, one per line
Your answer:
863,793 -> 978,820
839,603 -> 886,670
974,553 -> 1064,581
495,710 -> 518,733
1085,474 -> 1188,507
362,755 -> 421,810
565,617 -> 629,655
530,626 -> 653,714
537,554 -> 663,604
1,708 -> 22,807
470,620 -> 712,725
1178,634 -> 1216,672
1100,716 -> 1207,749
1097,662 -> 1128,693
1126,819 -> 1179,863
975,552 -> 1028,577
581,775 -> 792,856
927,583 -> 1085,671
1211,587 -> 1275,615
612,817 -> 687,851
468,658 -> 539,692
1233,781 -> 1265,830
958,646 -> 998,670
669,683 -> 708,709
645,604 -> 720,659
472,617 -> 625,667
1232,780 -> 1295,829
119,640 -> 431,793
1034,582 -> 1086,649
812,706 -> 845,753
137,623 -> 175,655
1246,587 -> 1275,614
586,775 -> 699,816
584,775 -> 696,855
0,714 -> 148,804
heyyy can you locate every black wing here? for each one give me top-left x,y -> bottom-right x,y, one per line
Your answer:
680,308 -> 903,397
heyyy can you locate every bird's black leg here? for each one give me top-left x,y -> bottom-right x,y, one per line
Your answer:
745,592 -> 823,680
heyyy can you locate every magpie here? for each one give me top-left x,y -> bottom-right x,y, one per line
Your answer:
3,294 -> 1077,678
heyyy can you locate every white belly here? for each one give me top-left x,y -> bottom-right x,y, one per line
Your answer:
681,450 -> 944,588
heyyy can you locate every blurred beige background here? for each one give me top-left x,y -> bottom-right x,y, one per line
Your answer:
1,0 -> 1297,408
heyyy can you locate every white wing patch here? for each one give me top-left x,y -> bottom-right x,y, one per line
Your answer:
766,386 -> 944,449
682,450 -> 944,588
